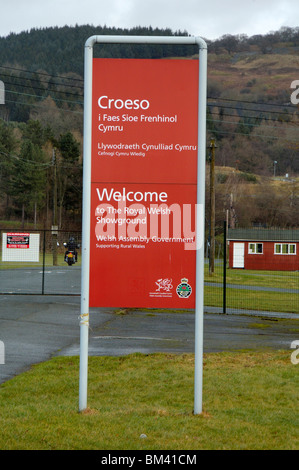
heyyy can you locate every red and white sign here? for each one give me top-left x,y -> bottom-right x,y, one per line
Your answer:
2,232 -> 40,262
89,59 -> 199,308
6,233 -> 30,249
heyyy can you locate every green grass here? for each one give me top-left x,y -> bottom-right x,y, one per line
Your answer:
0,351 -> 298,450
205,264 -> 299,313
205,264 -> 299,290
204,285 -> 299,313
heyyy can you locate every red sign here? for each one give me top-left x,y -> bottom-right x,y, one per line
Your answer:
89,59 -> 198,308
7,233 -> 30,249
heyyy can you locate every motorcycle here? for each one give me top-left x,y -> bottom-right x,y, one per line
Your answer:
63,239 -> 79,266
65,249 -> 76,266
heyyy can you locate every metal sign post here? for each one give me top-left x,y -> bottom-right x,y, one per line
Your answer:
79,35 -> 207,415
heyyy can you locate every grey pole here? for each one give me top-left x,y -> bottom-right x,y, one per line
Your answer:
79,38 -> 93,412
79,35 -> 207,414
194,38 -> 207,414
0,80 -> 4,105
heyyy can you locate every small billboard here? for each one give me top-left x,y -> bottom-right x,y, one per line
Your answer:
2,233 -> 40,262
89,59 -> 199,308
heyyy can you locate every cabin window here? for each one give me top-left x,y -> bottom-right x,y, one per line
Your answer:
248,243 -> 263,254
275,243 -> 296,255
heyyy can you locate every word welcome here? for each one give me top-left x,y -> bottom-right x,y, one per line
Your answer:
96,187 -> 168,203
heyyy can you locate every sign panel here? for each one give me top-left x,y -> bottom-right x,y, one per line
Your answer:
2,233 -> 40,262
6,233 -> 30,249
90,58 -> 199,308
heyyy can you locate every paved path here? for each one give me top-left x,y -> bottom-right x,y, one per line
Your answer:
0,266 -> 81,295
0,295 -> 298,385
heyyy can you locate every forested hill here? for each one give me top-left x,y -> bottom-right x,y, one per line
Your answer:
0,25 -> 298,229
1,24 -> 299,174
1,24 -> 299,75
1,24 -> 299,149
0,25 -> 196,75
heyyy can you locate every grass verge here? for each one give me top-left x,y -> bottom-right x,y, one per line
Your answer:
0,351 -> 298,450
204,285 -> 299,313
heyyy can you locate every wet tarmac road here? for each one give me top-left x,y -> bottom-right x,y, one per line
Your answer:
0,295 -> 298,384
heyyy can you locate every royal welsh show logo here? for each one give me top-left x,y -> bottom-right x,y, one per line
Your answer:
176,278 -> 192,298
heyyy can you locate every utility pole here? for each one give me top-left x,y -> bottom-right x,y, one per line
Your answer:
0,80 -> 4,120
52,148 -> 58,266
209,138 -> 217,274
0,80 -> 4,105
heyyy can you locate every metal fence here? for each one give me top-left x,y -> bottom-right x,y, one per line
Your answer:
0,227 -> 298,315
0,229 -> 81,295
224,226 -> 299,316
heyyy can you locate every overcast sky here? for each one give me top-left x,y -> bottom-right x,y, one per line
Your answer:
0,0 -> 298,40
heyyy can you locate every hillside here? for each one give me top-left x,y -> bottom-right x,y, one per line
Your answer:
0,25 -> 298,229
206,50 -> 299,176
211,166 -> 299,228
208,52 -> 299,101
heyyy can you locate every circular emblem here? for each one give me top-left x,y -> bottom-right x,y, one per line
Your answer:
176,278 -> 192,298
